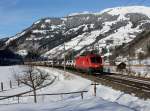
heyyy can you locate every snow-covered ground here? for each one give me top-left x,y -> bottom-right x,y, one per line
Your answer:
0,66 -> 150,111
0,66 -> 25,91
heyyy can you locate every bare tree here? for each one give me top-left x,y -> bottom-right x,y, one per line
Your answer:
137,52 -> 145,65
15,65 -> 49,103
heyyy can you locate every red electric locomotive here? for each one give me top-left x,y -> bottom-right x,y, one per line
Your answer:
75,54 -> 103,74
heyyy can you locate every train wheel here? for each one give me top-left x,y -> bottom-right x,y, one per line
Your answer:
99,67 -> 103,73
87,68 -> 93,74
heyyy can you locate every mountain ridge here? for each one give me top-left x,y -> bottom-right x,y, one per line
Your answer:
0,6 -> 150,60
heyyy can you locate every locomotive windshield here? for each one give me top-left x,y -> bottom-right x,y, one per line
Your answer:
90,57 -> 101,63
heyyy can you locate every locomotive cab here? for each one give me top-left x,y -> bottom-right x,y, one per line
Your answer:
75,54 -> 103,74
88,55 -> 103,73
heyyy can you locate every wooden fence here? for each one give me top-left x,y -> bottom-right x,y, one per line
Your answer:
0,90 -> 88,104
0,79 -> 20,92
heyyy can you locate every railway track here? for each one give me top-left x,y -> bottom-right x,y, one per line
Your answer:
61,66 -> 150,90
70,71 -> 150,99
95,73 -> 150,91
64,68 -> 150,99
25,64 -> 150,99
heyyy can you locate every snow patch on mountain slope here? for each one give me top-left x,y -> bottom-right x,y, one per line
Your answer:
65,25 -> 84,35
17,50 -> 28,56
69,11 -> 91,16
98,22 -> 142,46
34,20 -> 40,24
50,24 -> 65,30
41,24 -> 46,28
32,30 -> 47,34
5,31 -> 26,45
97,6 -> 150,17
45,19 -> 51,23
26,36 -> 44,41
69,6 -> 150,18
101,21 -> 117,34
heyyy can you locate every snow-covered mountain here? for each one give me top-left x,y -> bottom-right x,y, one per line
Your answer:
1,6 -> 150,59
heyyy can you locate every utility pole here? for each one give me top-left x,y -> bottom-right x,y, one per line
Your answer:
128,45 -> 131,75
91,82 -> 99,96
106,43 -> 110,65
52,57 -> 54,68
64,36 -> 66,75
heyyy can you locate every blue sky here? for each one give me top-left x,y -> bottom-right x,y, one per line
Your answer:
0,0 -> 149,38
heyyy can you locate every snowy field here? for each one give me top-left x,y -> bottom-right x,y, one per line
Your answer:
0,66 -> 150,111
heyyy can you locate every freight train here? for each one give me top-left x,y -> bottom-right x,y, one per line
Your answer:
25,54 -> 103,74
